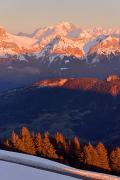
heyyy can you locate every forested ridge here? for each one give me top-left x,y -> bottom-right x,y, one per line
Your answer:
1,127 -> 120,176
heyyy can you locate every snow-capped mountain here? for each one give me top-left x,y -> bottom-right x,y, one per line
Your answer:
36,35 -> 84,60
0,22 -> 119,62
86,35 -> 120,56
0,22 -> 120,92
18,22 -> 79,39
29,23 -> 120,61
0,26 -> 38,61
31,22 -> 77,39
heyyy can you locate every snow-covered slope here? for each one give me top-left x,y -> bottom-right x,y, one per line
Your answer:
29,22 -> 78,39
0,150 -> 119,180
31,23 -> 120,61
87,35 -> 120,56
0,27 -> 38,61
0,161 -> 79,180
36,35 -> 84,59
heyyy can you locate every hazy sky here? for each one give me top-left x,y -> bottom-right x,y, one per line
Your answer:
0,0 -> 120,33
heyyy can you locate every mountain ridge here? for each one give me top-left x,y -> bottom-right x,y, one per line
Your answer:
33,75 -> 120,96
0,22 -> 119,62
1,76 -> 120,145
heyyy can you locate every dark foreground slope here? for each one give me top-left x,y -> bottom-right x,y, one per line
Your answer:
0,77 -> 120,145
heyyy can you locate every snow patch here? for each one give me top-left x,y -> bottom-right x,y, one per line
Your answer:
60,67 -> 69,71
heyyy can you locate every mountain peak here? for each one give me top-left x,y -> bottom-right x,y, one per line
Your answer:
55,22 -> 75,28
52,22 -> 76,33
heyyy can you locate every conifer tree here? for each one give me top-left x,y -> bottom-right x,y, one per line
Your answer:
110,147 -> 120,173
34,132 -> 42,155
15,137 -> 25,153
83,143 -> 100,168
41,132 -> 58,159
19,127 -> 36,155
96,143 -> 110,171
70,136 -> 83,165
11,131 -> 19,149
55,132 -> 69,156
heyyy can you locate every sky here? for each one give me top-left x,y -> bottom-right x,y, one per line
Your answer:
0,0 -> 120,33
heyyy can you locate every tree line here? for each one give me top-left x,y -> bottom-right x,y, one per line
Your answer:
1,127 -> 120,176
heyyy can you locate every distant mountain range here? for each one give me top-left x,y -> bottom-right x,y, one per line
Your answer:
1,76 -> 120,146
0,22 -> 120,61
0,22 -> 120,91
